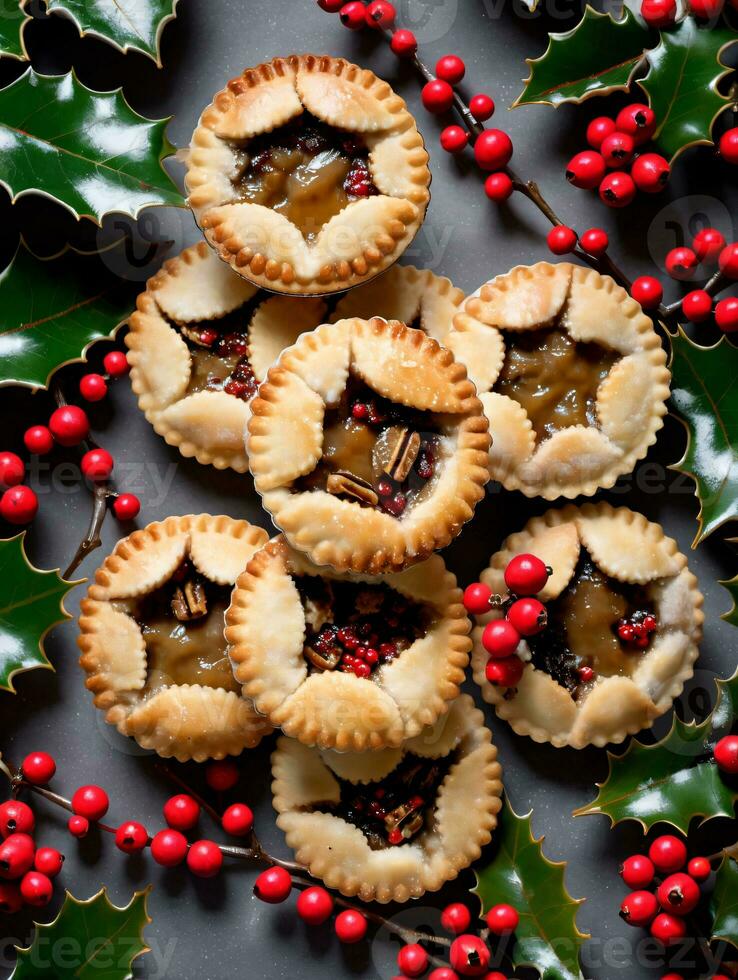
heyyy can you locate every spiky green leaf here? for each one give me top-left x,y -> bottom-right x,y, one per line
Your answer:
0,0 -> 30,60
722,575 -> 738,628
711,855 -> 738,951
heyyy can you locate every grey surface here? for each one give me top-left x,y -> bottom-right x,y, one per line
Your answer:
1,1 -> 738,978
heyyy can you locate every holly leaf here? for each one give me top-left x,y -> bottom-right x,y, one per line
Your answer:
0,69 -> 182,223
0,0 -> 30,60
473,800 -> 587,980
669,330 -> 738,545
11,887 -> 152,979
639,18 -> 737,161
0,534 -> 74,693
574,671 -> 738,833
722,575 -> 738,627
0,243 -> 137,390
514,6 -> 653,108
46,0 -> 180,67
711,855 -> 738,950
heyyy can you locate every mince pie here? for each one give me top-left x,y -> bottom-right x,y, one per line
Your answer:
78,515 -> 273,762
225,535 -> 470,751
450,263 -> 671,498
186,55 -> 431,295
471,503 -> 704,749
246,317 -> 490,573
271,695 -> 502,902
127,241 -> 327,471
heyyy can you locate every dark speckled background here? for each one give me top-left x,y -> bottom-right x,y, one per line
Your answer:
1,1 -> 738,978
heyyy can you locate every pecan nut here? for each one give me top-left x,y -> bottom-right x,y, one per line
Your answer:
171,579 -> 208,621
385,427 -> 421,483
326,470 -> 379,507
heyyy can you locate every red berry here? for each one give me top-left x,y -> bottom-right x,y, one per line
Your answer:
474,130 -> 513,171
0,485 -> 38,525
222,803 -> 254,837
482,620 -> 521,659
586,116 -> 616,150
113,493 -> 141,520
21,752 -> 56,786
470,94 -> 495,121
547,226 -> 578,256
507,597 -> 547,636
429,971 -> 459,980
296,885 -> 333,925
681,289 -> 712,322
103,350 -> 129,376
365,0 -> 395,27
0,882 -> 22,914
632,153 -> 670,193
150,828 -> 188,867
656,872 -> 701,916
641,0 -> 677,27
422,79 -> 454,114
187,839 -> 223,878
0,801 -> 35,837
485,903 -> 519,935
565,150 -> 606,190
71,785 -> 109,822
115,821 -> 148,854
693,228 -> 726,262
205,759 -> 239,792
505,553 -> 549,595
67,815 -> 89,838
715,733 -> 738,772
485,656 -> 524,687
620,889 -> 658,926
719,242 -> 738,278
49,405 -> 89,447
449,935 -> 490,976
580,228 -> 609,256
34,847 -> 64,877
650,912 -> 687,945
616,104 -> 657,145
440,126 -> 469,154
398,944 -> 428,977
339,1 -> 365,29
601,132 -> 635,168
335,908 -> 367,943
689,0 -> 725,16
630,276 -> 663,310
463,582 -> 492,616
81,448 -> 114,482
20,870 -> 52,907
649,835 -> 687,873
436,55 -> 465,84
79,373 -> 108,402
716,297 -> 738,332
254,866 -> 292,903
0,453 -> 24,490
599,171 -> 636,208
687,856 -> 711,881
484,173 -> 513,203
317,0 -> 344,11
620,854 -> 655,889
24,425 -> 53,455
390,29 -> 417,57
720,127 -> 738,164
441,902 -> 472,934
163,794 -> 200,831
0,834 -> 35,880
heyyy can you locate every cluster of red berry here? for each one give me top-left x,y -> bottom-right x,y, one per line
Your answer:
463,554 -> 551,688
641,0 -> 738,33
619,834 -> 730,972
664,230 -> 738,332
566,105 -> 670,209
0,350 -> 140,527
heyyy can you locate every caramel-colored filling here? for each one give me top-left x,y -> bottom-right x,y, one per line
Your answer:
231,113 -> 377,242
495,328 -> 617,442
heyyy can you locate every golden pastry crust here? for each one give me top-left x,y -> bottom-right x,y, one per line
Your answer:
471,503 -> 704,749
247,317 -> 490,573
271,695 -> 503,903
78,515 -> 273,762
185,55 -> 431,296
225,536 -> 471,751
450,262 -> 671,499
126,241 -> 326,472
